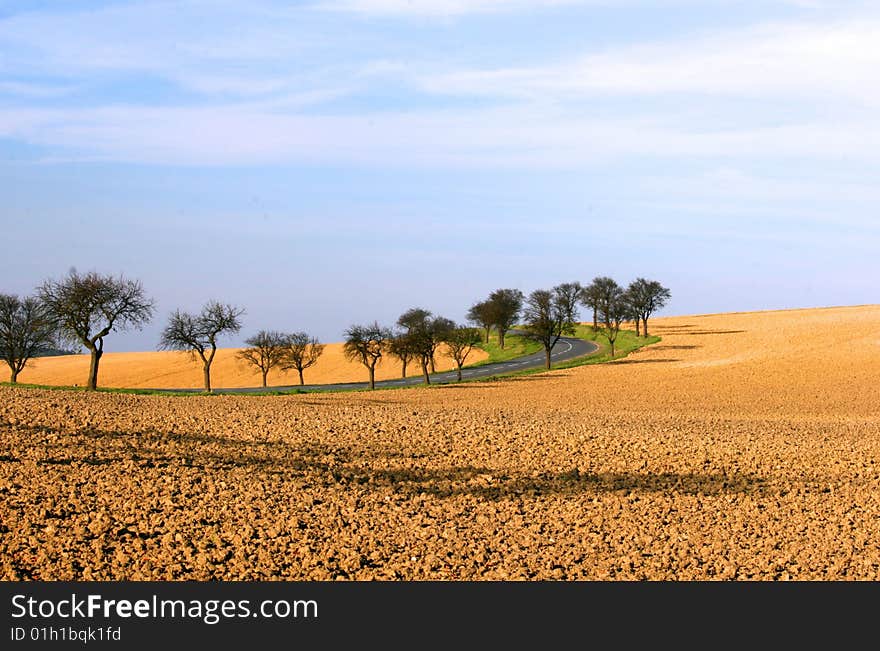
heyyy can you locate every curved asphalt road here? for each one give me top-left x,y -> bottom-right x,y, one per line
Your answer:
204,334 -> 599,394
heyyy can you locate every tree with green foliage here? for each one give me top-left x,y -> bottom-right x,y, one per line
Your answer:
159,301 -> 244,393
442,325 -> 482,381
0,293 -> 57,384
342,322 -> 392,390
38,269 -> 155,390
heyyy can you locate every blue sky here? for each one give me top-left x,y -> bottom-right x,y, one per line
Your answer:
2,0 -> 878,351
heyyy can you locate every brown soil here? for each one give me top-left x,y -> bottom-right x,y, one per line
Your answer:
2,305 -> 880,580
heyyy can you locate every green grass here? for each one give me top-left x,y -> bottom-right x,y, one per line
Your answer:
471,332 -> 543,365
559,325 -> 661,369
464,325 -> 661,382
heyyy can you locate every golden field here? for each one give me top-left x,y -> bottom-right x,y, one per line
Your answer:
2,304 -> 880,580
16,343 -> 488,389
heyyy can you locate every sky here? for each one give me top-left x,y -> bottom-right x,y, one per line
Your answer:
2,0 -> 879,351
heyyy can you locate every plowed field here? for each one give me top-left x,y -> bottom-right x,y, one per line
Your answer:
3,305 -> 879,580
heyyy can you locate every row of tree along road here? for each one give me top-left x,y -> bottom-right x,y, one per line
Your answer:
1,269 -> 669,392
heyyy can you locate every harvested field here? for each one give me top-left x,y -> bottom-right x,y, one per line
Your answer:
2,305 -> 880,580
16,343 -> 488,389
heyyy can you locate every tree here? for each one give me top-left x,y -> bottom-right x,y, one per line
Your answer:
38,270 -> 155,390
466,300 -> 495,344
580,280 -> 603,331
599,292 -> 629,357
159,301 -> 244,393
0,294 -> 57,384
396,309 -> 453,381
428,316 -> 455,373
343,322 -> 392,390
237,330 -> 289,388
387,332 -> 417,378
627,278 -> 671,337
521,282 -> 582,369
442,325 -> 482,382
281,332 -> 325,386
487,288 -> 524,350
583,276 -> 620,333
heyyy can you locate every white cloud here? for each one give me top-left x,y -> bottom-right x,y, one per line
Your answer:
419,18 -> 880,105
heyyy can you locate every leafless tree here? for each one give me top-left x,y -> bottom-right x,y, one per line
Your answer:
237,330 -> 289,388
343,322 -> 392,390
466,300 -> 494,343
159,301 -> 244,393
487,288 -> 524,349
387,332 -> 417,378
521,282 -> 582,369
627,278 -> 671,337
38,270 -> 155,390
0,294 -> 57,383
281,332 -> 325,386
396,308 -> 453,381
442,325 -> 482,381
599,292 -> 629,357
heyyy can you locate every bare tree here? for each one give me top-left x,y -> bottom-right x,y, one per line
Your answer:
487,288 -> 524,349
580,280 -> 603,331
387,332 -> 417,378
0,294 -> 57,383
627,278 -> 671,337
237,330 -> 289,388
38,270 -> 155,390
442,325 -> 482,381
396,308 -> 452,381
466,300 -> 494,343
343,322 -> 392,390
599,292 -> 629,357
282,332 -> 325,386
159,301 -> 244,393
521,282 -> 582,369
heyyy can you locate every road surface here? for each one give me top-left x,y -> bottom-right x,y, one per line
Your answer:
202,334 -> 599,394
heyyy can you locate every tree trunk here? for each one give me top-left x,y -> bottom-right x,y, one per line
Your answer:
429,355 -> 436,374
634,316 -> 641,337
203,362 -> 212,393
485,326 -> 491,343
421,360 -> 430,385
499,329 -> 506,350
261,369 -> 268,388
610,341 -> 616,357
368,366 -> 375,390
298,369 -> 305,385
87,348 -> 102,391
643,317 -> 649,337
10,367 -> 18,383
592,307 -> 598,330
456,363 -> 462,382
544,347 -> 552,369
401,359 -> 407,378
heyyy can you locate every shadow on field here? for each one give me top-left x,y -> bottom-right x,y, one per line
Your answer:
7,421 -> 778,499
650,345 -> 701,351
681,329 -> 746,335
609,358 -> 681,365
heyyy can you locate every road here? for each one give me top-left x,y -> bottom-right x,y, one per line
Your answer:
205,334 -> 599,394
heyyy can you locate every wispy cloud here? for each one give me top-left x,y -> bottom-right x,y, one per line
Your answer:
419,18 -> 880,105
